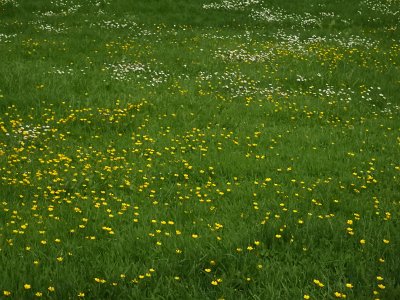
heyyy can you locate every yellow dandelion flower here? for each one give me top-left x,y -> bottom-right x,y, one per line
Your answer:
378,284 -> 385,289
334,292 -> 342,298
3,291 -> 11,296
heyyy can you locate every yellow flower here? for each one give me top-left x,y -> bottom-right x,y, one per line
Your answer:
359,239 -> 366,244
3,291 -> 11,296
35,292 -> 42,297
313,279 -> 324,287
378,284 -> 385,289
78,292 -> 85,297
48,287 -> 55,292
24,284 -> 31,290
211,280 -> 218,286
346,283 -> 353,288
303,295 -> 310,299
205,268 -> 211,273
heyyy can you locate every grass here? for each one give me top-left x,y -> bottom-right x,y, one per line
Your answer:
0,0 -> 399,299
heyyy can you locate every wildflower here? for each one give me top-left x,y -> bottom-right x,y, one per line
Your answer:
24,284 -> 31,290
3,291 -> 11,296
48,287 -> 55,292
334,292 -> 342,298
313,279 -> 324,287
378,284 -> 385,289
78,292 -> 85,297
345,283 -> 353,288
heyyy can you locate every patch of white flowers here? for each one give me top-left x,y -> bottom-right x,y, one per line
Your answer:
249,7 -> 338,29
6,124 -> 52,141
360,0 -> 400,16
215,48 -> 272,62
104,61 -> 170,87
0,33 -> 17,43
203,0 -> 260,11
37,0 -> 110,17
0,0 -> 19,7
90,18 -> 137,30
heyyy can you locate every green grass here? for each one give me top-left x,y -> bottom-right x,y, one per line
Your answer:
0,0 -> 399,299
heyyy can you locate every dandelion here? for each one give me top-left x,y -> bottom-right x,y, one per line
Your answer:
378,284 -> 385,289
3,291 -> 11,296
313,279 -> 324,287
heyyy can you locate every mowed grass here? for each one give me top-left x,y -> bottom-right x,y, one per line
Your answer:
0,0 -> 399,299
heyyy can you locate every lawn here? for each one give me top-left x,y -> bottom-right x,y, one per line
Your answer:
0,0 -> 399,299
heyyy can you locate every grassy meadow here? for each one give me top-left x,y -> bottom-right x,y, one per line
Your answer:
0,0 -> 399,298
